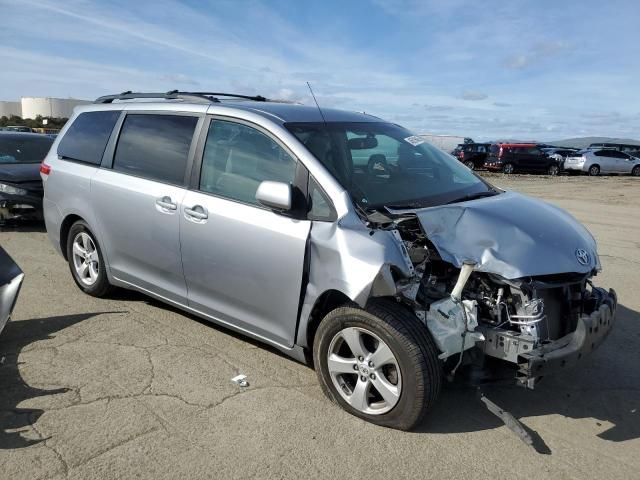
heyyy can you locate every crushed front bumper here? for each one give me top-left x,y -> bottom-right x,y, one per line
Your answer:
516,288 -> 617,388
0,193 -> 43,223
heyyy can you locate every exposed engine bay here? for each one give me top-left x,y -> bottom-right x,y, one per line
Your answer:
386,215 -> 615,388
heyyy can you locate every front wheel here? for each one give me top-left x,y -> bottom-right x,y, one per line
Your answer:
464,160 -> 475,170
313,299 -> 441,430
66,220 -> 113,297
632,166 -> 640,176
502,163 -> 514,174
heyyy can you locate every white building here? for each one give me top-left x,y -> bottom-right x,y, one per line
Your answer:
0,97 -> 91,119
419,134 -> 469,152
0,101 -> 22,118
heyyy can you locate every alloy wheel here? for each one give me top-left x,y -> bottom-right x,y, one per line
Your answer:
327,327 -> 402,415
72,232 -> 100,286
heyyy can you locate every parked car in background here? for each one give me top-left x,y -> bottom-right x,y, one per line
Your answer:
0,132 -> 54,224
2,126 -> 34,133
588,142 -> 640,158
484,143 -> 561,175
41,91 -> 616,430
564,149 -> 640,176
541,147 -> 579,170
0,246 -> 24,336
455,143 -> 491,170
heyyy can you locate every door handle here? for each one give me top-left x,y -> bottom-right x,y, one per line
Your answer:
185,205 -> 208,220
156,196 -> 177,210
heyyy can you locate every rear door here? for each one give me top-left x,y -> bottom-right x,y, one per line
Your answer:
179,117 -> 311,346
610,151 -> 631,173
593,150 -> 616,173
92,112 -> 202,304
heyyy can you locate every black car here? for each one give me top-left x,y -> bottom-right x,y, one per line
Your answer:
484,143 -> 562,175
455,143 -> 491,170
0,132 -> 54,224
541,147 -> 579,170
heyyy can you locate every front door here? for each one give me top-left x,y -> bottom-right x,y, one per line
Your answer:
180,118 -> 311,346
92,113 -> 200,304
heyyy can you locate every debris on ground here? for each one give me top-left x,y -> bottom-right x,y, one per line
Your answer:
231,374 -> 249,387
478,389 -> 534,448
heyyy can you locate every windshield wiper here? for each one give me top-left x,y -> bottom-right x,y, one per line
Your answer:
445,190 -> 500,205
379,202 -> 424,210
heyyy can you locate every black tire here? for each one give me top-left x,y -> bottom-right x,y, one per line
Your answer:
313,298 -> 441,430
502,163 -> 514,174
588,164 -> 600,176
66,220 -> 113,297
632,166 -> 640,176
547,164 -> 559,176
464,160 -> 475,170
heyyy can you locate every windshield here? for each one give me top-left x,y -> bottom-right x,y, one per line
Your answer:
286,122 -> 495,209
0,136 -> 54,164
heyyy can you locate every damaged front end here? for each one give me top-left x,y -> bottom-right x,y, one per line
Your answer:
385,192 -> 617,388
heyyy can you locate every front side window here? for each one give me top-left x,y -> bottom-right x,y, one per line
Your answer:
113,114 -> 198,185
199,120 -> 297,205
0,135 -> 53,164
287,122 -> 495,209
58,110 -> 120,164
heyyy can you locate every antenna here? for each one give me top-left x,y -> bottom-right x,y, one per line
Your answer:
306,82 -> 327,124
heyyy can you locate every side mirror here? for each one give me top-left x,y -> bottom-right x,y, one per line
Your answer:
255,181 -> 292,211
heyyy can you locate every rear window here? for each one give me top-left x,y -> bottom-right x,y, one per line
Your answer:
0,135 -> 54,164
58,111 -> 120,165
113,114 -> 198,185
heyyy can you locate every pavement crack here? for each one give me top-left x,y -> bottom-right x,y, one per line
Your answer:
30,414 -> 70,479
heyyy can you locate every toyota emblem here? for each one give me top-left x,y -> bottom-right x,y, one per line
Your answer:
575,249 -> 590,266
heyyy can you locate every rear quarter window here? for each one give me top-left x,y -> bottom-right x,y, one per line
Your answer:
57,110 -> 121,165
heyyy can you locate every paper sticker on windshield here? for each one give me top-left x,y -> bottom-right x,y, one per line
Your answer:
404,135 -> 425,146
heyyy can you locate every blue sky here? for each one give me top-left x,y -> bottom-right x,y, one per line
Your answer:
1,0 -> 639,140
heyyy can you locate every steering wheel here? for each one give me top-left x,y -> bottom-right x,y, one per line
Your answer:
367,154 -> 390,177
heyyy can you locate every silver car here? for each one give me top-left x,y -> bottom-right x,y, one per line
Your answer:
564,149 -> 640,176
41,91 -> 617,430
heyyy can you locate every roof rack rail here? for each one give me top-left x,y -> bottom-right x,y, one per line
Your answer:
94,90 -> 267,104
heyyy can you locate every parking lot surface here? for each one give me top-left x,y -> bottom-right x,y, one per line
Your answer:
1,174 -> 639,479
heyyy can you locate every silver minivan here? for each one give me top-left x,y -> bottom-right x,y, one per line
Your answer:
42,91 -> 617,430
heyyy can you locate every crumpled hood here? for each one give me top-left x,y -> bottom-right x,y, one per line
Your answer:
412,191 -> 599,279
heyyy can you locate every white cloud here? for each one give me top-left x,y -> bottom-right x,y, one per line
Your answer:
461,91 -> 488,101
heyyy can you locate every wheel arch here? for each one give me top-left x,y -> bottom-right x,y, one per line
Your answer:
302,289 -> 354,355
59,214 -> 85,261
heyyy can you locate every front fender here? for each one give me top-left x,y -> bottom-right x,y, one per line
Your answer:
295,213 -> 412,347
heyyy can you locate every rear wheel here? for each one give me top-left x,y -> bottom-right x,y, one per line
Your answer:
632,166 -> 640,176
313,299 -> 441,430
502,163 -> 514,174
588,164 -> 600,176
547,164 -> 560,176
66,220 -> 113,297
